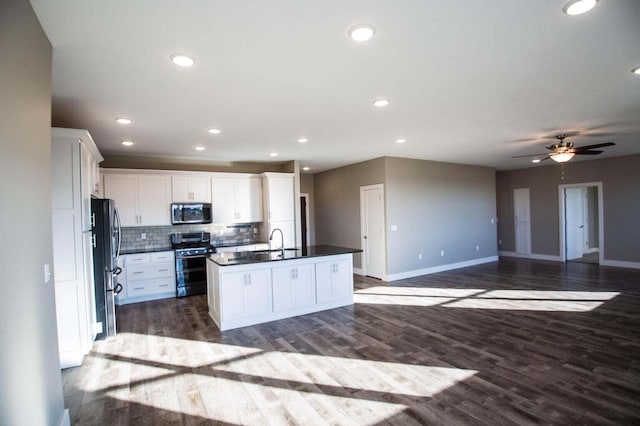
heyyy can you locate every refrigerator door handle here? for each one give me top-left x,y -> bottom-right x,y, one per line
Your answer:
113,266 -> 123,276
114,206 -> 122,259
113,283 -> 123,295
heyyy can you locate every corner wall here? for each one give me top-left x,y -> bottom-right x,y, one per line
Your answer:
496,155 -> 640,264
0,1 -> 66,424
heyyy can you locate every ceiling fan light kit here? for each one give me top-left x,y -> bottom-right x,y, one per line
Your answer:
550,152 -> 575,163
513,133 -> 615,165
563,0 -> 599,15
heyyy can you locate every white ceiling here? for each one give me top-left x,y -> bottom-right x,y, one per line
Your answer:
31,0 -> 640,172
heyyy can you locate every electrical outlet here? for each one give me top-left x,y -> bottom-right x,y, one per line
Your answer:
391,225 -> 398,231
418,253 -> 422,259
476,245 -> 480,251
141,232 -> 146,240
43,264 -> 51,283
440,250 -> 444,256
499,240 -> 502,245
490,218 -> 495,224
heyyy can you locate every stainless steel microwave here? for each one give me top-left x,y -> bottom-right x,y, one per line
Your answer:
171,203 -> 212,225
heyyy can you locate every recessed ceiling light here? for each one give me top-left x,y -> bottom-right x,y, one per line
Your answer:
298,138 -> 308,143
121,141 -> 134,146
395,138 -> 406,144
208,128 -> 221,135
532,159 -> 541,163
373,98 -> 390,108
269,152 -> 278,157
115,117 -> 132,125
563,0 -> 598,15
194,145 -> 205,151
348,24 -> 376,42
303,167 -> 310,171
632,67 -> 640,75
170,53 -> 195,67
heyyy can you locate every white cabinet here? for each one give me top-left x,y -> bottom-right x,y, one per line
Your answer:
272,263 -> 316,312
207,253 -> 354,331
51,127 -> 103,368
103,173 -> 172,227
262,173 -> 295,247
219,269 -> 272,321
211,175 -> 262,223
172,175 -> 211,203
315,259 -> 353,304
116,251 -> 176,305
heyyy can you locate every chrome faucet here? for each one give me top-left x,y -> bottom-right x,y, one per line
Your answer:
269,228 -> 284,254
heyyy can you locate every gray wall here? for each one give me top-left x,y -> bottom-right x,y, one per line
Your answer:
0,1 -> 65,424
300,173 -> 316,246
385,157 -> 497,274
496,155 -> 640,262
314,158 -> 386,268
313,157 -> 497,274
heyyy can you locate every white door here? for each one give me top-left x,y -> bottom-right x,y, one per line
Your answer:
565,188 -> 584,260
514,188 -> 531,255
361,185 -> 385,279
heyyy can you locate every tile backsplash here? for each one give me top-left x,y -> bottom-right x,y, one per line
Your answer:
120,223 -> 262,251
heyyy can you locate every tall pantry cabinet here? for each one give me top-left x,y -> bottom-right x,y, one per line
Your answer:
51,128 -> 103,368
261,173 -> 296,248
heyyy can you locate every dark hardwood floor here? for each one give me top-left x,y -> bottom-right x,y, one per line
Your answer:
62,258 -> 640,425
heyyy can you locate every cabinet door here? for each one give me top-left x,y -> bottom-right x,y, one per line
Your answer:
332,259 -> 353,300
80,144 -> 93,231
294,264 -> 316,308
219,271 -> 248,321
104,174 -> 137,226
91,157 -> 101,196
315,261 -> 333,304
272,266 -> 295,312
316,259 -> 352,303
236,177 -> 263,223
137,175 -> 171,226
245,269 -> 272,317
211,177 -> 237,223
190,176 -> 211,203
171,176 -> 192,202
267,177 -> 294,221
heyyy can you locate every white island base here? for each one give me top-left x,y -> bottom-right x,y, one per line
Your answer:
206,253 -> 354,331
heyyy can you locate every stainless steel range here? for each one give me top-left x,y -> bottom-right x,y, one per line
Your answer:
171,232 -> 215,297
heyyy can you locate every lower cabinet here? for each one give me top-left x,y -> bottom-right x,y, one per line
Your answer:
272,264 -> 316,312
220,269 -> 272,321
116,251 -> 176,305
315,259 -> 353,304
207,253 -> 354,331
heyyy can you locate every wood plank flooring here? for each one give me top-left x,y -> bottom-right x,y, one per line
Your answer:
62,258 -> 640,425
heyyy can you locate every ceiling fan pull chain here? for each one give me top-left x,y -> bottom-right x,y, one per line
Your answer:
561,163 -> 565,180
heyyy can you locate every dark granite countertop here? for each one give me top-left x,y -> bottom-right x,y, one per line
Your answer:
207,245 -> 362,266
120,246 -> 173,255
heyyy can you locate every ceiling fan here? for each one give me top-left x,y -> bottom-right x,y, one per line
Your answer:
513,134 -> 615,163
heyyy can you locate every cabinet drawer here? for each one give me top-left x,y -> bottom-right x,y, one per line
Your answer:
126,263 -> 175,281
126,278 -> 176,297
125,254 -> 151,265
151,251 -> 174,262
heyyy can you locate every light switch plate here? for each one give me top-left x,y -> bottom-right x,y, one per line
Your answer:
391,225 -> 398,231
44,264 -> 51,283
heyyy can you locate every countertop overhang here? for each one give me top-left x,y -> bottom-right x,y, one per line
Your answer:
207,245 -> 362,266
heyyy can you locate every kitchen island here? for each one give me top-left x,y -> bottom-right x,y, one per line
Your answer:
206,245 -> 361,331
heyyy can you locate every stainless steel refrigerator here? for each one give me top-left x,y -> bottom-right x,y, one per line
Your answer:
91,198 -> 122,339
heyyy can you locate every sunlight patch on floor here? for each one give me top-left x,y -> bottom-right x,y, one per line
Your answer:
355,286 -> 620,312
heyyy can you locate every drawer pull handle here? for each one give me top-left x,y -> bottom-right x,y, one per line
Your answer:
158,269 -> 169,272
158,284 -> 169,287
133,287 -> 144,290
132,271 -> 144,275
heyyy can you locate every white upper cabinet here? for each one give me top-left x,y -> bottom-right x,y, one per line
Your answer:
211,174 -> 262,223
172,175 -> 211,203
104,172 -> 171,227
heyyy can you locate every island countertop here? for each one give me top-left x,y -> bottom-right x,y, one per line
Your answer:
208,244 -> 362,266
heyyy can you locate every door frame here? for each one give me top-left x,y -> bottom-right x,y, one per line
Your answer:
360,184 -> 386,278
558,182 -> 604,264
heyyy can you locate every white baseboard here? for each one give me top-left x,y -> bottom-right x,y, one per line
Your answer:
584,248 -> 599,254
59,409 -> 70,426
353,267 -> 363,276
498,251 -> 562,262
385,256 -> 498,282
601,259 -> 640,270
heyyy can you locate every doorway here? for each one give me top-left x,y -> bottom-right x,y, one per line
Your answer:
513,188 -> 531,255
559,182 -> 603,265
360,184 -> 386,279
300,194 -> 309,254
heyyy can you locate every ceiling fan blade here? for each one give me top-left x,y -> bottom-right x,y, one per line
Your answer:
574,142 -> 615,150
574,150 -> 603,155
512,153 -> 547,158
